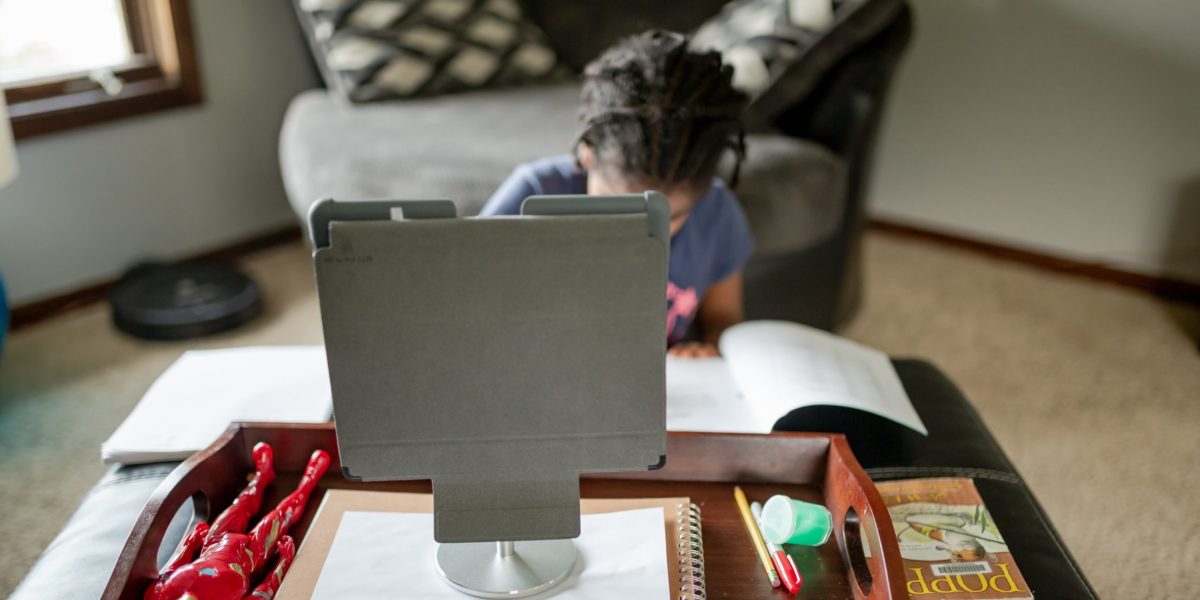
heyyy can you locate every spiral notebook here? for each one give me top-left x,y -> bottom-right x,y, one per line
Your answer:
277,490 -> 706,600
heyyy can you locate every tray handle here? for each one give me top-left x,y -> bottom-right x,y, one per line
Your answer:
824,436 -> 907,600
102,426 -> 250,600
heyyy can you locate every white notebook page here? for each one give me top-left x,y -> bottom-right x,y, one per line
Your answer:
665,356 -> 763,433
311,508 -> 670,599
720,321 -> 926,434
101,346 -> 332,464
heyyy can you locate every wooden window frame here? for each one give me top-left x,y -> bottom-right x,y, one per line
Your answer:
2,0 -> 202,139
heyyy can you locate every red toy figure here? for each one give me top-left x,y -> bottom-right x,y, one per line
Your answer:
145,444 -> 330,600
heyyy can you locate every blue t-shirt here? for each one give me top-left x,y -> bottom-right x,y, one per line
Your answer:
480,155 -> 756,344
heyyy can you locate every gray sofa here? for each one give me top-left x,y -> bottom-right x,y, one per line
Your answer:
282,83 -> 845,257
279,83 -> 863,329
279,2 -> 915,331
281,84 -> 846,308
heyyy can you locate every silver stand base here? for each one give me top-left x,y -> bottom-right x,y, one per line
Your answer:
436,539 -> 577,598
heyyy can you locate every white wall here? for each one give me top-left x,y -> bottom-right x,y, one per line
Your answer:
871,0 -> 1200,282
0,0 -> 320,305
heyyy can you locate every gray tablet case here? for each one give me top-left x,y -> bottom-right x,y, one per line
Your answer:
309,193 -> 669,543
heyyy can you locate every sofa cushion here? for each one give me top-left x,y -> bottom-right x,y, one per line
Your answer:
731,135 -> 845,256
280,83 -> 579,220
280,83 -> 845,255
292,0 -> 566,103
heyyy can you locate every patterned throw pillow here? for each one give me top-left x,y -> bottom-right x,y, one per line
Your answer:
691,0 -> 902,124
691,0 -> 825,98
294,0 -> 567,102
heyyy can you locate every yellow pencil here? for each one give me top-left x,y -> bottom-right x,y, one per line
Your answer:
734,486 -> 781,588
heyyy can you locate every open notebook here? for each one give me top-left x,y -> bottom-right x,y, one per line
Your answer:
666,320 -> 926,435
277,490 -> 705,600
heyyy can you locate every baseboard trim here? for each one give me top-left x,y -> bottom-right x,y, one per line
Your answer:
9,225 -> 303,331
869,217 -> 1200,305
10,219 -> 1194,332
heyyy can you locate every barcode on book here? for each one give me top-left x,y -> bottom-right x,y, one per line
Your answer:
932,561 -> 992,576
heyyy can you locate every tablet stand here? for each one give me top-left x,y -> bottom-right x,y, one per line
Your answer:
310,194 -> 669,598
437,539 -> 576,598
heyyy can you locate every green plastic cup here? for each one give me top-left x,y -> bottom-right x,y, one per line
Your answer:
760,494 -> 833,546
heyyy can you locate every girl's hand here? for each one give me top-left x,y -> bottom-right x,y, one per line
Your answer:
668,342 -> 720,358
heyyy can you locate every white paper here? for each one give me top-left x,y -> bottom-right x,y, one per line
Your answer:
311,508 -> 670,600
665,357 -> 765,433
720,320 -> 926,435
101,346 -> 332,464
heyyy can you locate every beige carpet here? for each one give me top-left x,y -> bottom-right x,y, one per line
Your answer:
1,231 -> 1197,598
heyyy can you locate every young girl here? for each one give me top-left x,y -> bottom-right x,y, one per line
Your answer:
480,30 -> 755,358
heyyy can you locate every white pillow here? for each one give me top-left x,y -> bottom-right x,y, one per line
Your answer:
789,0 -> 834,30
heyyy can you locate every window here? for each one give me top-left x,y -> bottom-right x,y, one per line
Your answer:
0,0 -> 201,139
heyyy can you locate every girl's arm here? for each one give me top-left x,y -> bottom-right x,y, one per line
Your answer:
479,166 -> 538,216
699,271 -> 745,345
669,271 -> 744,357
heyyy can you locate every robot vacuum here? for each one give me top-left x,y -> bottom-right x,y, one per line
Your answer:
109,262 -> 262,340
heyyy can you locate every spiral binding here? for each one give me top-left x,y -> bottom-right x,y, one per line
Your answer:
675,502 -> 706,600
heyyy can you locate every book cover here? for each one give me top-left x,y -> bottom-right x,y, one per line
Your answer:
875,478 -> 1032,599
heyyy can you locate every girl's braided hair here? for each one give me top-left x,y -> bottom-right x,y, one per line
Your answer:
575,30 -> 749,190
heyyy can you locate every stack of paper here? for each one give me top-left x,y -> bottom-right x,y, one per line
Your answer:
101,346 -> 332,464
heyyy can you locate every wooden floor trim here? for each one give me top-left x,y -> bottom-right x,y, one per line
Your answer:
869,217 -> 1200,305
9,225 -> 302,331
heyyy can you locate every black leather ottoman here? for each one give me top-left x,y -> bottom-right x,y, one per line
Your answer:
776,360 -> 1098,599
11,360 -> 1096,599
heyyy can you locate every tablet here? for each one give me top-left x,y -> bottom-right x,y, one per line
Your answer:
310,193 -> 669,543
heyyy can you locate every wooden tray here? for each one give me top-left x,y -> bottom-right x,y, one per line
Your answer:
104,423 -> 906,599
